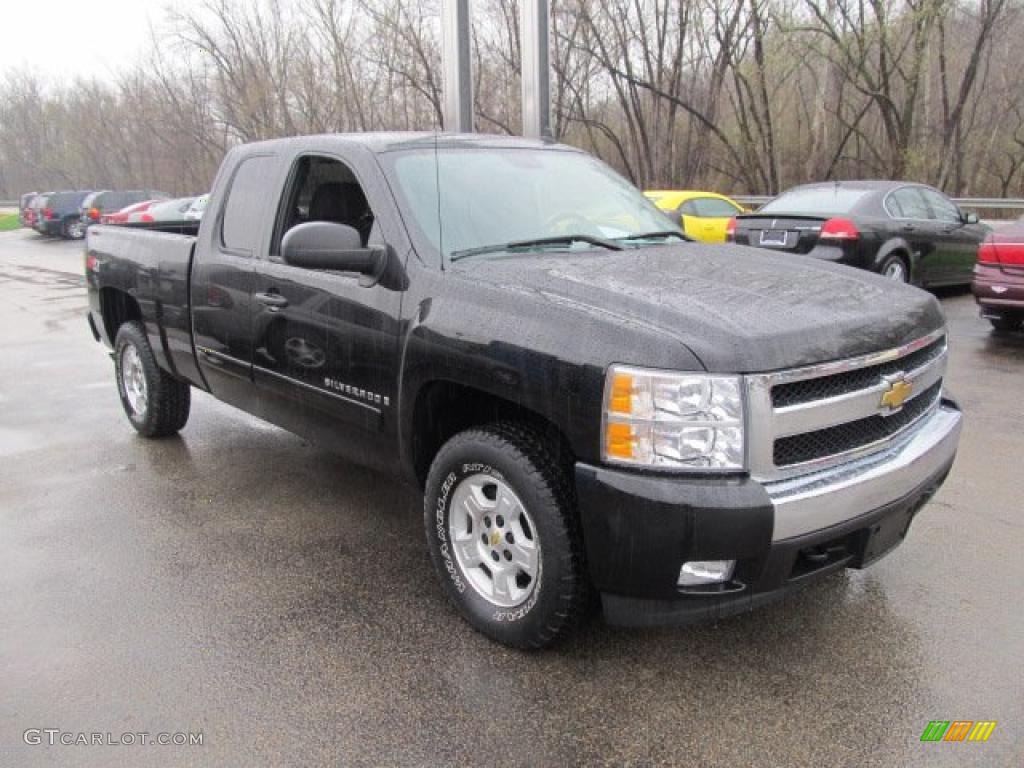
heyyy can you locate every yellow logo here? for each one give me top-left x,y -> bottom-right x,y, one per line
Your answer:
489,531 -> 502,547
881,377 -> 914,410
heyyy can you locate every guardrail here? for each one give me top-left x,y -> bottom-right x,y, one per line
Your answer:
733,195 -> 1024,212
0,200 -> 18,208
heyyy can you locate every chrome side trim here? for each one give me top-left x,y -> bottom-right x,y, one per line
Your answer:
767,404 -> 961,541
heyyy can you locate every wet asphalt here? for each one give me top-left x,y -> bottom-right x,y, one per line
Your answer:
0,228 -> 1021,768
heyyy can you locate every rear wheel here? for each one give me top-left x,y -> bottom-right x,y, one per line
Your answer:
879,254 -> 909,283
66,218 -> 84,239
114,321 -> 191,437
989,316 -> 1023,333
424,423 -> 590,649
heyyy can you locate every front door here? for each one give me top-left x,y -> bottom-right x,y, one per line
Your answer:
251,152 -> 403,470
920,188 -> 984,285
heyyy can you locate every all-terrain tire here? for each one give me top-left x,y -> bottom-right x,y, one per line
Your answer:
114,321 -> 190,437
424,422 -> 591,649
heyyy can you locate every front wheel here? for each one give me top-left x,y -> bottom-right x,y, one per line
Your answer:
114,321 -> 191,437
424,423 -> 590,649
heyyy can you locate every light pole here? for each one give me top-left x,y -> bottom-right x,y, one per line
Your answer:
441,0 -> 474,133
520,0 -> 551,139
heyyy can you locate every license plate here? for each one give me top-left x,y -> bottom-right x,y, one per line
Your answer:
759,229 -> 788,246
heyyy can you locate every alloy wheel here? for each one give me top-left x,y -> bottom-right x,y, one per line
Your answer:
121,344 -> 148,416
448,473 -> 541,608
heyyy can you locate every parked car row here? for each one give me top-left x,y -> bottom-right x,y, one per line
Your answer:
647,181 -> 990,288
17,189 -> 211,240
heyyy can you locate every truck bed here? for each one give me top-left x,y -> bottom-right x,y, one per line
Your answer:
86,223 -> 200,385
119,219 -> 202,237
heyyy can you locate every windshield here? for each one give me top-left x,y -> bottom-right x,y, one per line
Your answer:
384,147 -> 678,262
759,186 -> 869,216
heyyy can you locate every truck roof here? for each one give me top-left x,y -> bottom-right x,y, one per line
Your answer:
235,132 -> 569,155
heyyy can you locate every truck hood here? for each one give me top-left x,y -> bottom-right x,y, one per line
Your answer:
458,243 -> 945,372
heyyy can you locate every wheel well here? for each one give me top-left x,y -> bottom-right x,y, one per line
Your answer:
410,381 -> 574,487
882,249 -> 910,270
99,287 -> 142,342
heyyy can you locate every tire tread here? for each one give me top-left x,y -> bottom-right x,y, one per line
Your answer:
425,421 -> 591,649
115,321 -> 190,437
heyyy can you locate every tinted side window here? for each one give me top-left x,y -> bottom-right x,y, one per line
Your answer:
222,155 -> 278,254
679,201 -> 696,216
889,188 -> 931,220
921,189 -> 961,224
690,197 -> 741,217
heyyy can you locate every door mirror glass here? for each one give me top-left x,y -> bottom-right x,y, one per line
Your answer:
281,221 -> 386,284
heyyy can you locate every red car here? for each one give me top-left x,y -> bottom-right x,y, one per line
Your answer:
973,216 -> 1024,332
101,199 -> 165,225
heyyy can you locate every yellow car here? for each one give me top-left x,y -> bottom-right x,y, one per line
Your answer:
644,190 -> 745,243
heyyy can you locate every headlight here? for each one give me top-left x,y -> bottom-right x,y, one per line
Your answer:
602,365 -> 745,470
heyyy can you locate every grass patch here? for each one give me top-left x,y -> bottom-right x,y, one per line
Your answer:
0,213 -> 20,231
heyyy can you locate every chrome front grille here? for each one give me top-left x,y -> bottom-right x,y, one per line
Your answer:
771,338 -> 946,408
773,380 -> 942,466
746,329 -> 948,481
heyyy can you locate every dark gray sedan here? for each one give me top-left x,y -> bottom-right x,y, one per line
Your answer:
730,181 -> 990,286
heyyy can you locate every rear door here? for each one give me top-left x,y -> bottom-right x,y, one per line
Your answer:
192,152 -> 280,409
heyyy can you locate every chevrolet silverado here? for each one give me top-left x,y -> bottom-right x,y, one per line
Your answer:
86,133 -> 962,648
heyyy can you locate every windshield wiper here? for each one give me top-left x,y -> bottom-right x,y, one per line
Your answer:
450,234 -> 623,262
615,230 -> 688,243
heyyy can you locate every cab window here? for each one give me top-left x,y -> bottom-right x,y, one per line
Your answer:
220,155 -> 278,254
272,155 -> 375,258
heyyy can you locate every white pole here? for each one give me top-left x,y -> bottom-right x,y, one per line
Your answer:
520,0 -> 551,139
441,0 -> 474,132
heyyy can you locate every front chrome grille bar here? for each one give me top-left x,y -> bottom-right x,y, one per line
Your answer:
745,329 -> 947,482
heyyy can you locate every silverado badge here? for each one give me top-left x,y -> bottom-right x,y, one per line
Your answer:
880,376 -> 914,411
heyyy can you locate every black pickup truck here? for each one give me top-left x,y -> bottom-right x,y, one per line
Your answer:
86,133 -> 962,648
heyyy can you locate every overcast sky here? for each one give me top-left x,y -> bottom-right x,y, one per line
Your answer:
2,0 -> 176,83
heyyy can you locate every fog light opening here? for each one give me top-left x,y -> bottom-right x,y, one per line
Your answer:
678,560 -> 736,587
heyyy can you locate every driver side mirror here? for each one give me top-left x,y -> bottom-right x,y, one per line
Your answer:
961,211 -> 980,225
281,221 -> 388,287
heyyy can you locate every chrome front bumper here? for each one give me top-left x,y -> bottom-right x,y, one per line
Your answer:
765,400 -> 962,541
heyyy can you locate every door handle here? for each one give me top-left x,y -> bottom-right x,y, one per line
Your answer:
255,291 -> 289,310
